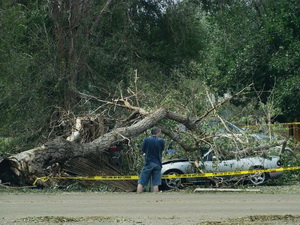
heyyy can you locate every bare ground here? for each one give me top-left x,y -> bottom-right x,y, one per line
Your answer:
1,185 -> 300,225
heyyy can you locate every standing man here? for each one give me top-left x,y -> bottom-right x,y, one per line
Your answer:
137,127 -> 165,193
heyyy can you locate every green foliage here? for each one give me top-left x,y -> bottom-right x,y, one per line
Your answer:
204,0 -> 300,120
0,137 -> 13,157
1,0 -> 300,157
276,149 -> 300,184
275,76 -> 300,120
0,1 -> 58,150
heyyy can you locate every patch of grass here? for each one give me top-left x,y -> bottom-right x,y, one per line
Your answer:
0,183 -> 113,194
259,181 -> 300,194
197,214 -> 300,225
16,216 -> 132,223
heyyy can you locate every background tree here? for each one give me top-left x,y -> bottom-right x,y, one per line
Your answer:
0,0 -> 209,155
203,0 -> 300,120
1,0 -> 300,157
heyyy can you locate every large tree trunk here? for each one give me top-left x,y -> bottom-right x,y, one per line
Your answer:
0,108 -> 167,186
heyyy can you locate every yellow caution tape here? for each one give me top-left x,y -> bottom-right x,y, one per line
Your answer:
33,166 -> 300,186
242,122 -> 300,128
161,166 -> 300,179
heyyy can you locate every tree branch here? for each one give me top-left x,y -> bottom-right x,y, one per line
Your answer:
194,84 -> 253,124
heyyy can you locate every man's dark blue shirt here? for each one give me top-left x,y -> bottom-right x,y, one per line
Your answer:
141,135 -> 165,167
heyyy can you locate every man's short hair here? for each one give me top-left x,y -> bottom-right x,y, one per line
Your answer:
151,127 -> 161,135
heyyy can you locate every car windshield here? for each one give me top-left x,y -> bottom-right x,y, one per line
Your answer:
202,149 -> 213,161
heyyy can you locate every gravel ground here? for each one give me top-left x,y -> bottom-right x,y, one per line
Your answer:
1,183 -> 300,225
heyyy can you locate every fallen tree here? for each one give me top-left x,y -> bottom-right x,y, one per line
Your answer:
0,89 -> 288,190
0,107 -> 163,187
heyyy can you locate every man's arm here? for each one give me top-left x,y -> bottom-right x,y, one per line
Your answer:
141,138 -> 147,153
160,138 -> 165,151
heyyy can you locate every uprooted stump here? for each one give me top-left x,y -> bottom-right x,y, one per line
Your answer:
0,144 -> 137,191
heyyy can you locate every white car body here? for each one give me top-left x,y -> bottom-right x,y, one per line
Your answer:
161,151 -> 283,190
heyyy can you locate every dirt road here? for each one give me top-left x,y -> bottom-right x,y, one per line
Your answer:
1,191 -> 300,224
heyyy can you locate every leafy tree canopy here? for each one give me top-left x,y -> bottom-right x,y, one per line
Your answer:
0,0 -> 299,155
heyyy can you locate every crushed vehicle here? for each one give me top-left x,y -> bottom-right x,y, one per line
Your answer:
161,149 -> 283,190
161,119 -> 290,190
